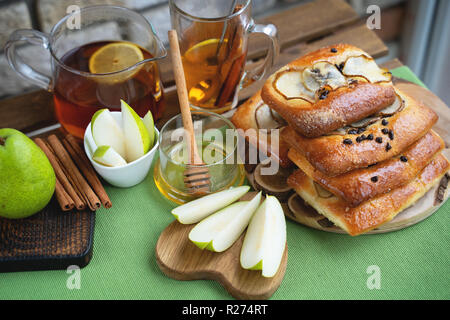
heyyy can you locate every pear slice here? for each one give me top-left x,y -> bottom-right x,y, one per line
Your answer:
93,145 -> 127,167
142,111 -> 155,149
121,100 -> 151,162
171,186 -> 250,224
189,192 -> 262,252
255,103 -> 286,129
91,109 -> 126,159
274,70 -> 315,102
375,91 -> 405,116
342,55 -> 392,83
303,61 -> 347,92
240,195 -> 286,278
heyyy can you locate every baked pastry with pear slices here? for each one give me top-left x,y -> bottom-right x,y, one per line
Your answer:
261,44 -> 396,138
287,154 -> 449,236
287,130 -> 445,207
281,88 -> 438,176
231,43 -> 449,236
231,90 -> 292,168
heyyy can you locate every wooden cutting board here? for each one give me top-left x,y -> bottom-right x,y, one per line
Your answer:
0,199 -> 95,272
155,193 -> 288,300
247,80 -> 450,234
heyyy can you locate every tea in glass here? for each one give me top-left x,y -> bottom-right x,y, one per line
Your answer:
180,17 -> 247,112
170,0 -> 279,113
53,40 -> 165,138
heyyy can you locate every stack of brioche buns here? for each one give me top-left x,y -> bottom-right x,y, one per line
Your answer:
232,44 -> 449,235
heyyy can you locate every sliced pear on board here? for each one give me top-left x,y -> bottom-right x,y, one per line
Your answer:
142,111 -> 156,150
91,109 -> 126,159
189,192 -> 262,252
92,145 -> 127,167
121,100 -> 151,162
171,186 -> 250,224
240,195 -> 286,278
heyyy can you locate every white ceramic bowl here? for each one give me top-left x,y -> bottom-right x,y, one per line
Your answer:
84,111 -> 159,188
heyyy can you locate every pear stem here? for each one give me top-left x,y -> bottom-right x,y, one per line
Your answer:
0,136 -> 5,146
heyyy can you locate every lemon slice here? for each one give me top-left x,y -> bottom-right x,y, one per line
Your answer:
89,42 -> 144,83
184,38 -> 227,64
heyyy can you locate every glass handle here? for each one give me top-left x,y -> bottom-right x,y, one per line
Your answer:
4,29 -> 53,91
241,20 -> 280,88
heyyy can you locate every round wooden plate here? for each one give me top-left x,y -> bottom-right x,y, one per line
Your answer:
155,193 -> 288,300
247,81 -> 450,235
278,173 -> 449,234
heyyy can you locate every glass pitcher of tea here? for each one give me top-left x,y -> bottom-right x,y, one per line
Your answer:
5,5 -> 166,139
169,0 -> 279,114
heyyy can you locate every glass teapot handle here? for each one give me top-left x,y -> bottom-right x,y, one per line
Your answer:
241,20 -> 280,88
4,29 -> 53,91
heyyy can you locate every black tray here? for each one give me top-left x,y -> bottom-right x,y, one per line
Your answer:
0,198 -> 95,273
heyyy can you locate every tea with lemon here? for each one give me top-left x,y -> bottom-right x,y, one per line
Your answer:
181,36 -> 247,113
53,41 -> 165,138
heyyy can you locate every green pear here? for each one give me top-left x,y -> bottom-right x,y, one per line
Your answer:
142,111 -> 155,150
93,145 -> 127,167
91,108 -> 126,159
240,196 -> 286,278
121,100 -> 151,162
0,128 -> 56,219
189,192 -> 262,252
171,186 -> 250,224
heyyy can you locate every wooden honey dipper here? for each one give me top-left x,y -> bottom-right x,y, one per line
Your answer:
168,30 -> 211,195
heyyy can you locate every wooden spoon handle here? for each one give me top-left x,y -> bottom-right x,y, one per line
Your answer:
168,30 -> 202,164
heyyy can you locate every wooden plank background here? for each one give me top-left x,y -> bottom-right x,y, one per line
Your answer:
0,0 -> 391,136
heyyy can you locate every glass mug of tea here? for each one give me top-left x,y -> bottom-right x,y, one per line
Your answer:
5,6 -> 166,139
169,0 -> 279,113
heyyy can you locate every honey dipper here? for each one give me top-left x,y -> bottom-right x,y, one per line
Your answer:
168,30 -> 211,195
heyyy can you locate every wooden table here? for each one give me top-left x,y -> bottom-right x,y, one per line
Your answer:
0,0 -> 401,136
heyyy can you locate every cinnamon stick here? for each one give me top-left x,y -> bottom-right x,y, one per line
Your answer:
52,148 -> 90,209
62,138 -> 105,207
54,177 -> 74,211
64,135 -> 112,208
215,9 -> 245,108
34,138 -> 85,210
215,53 -> 246,108
47,135 -> 101,211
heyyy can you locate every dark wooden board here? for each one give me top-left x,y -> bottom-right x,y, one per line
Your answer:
0,90 -> 56,133
0,199 -> 95,273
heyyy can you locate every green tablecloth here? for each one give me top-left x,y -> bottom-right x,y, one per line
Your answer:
0,66 -> 449,300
